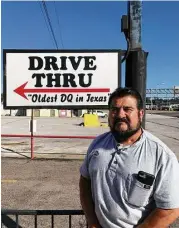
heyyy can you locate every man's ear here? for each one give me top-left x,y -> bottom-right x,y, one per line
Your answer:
139,109 -> 144,121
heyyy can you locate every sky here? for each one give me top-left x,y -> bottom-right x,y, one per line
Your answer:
1,1 -> 179,90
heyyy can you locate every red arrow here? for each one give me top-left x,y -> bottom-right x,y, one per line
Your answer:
14,82 -> 110,100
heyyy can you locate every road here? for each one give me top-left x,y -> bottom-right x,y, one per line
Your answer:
146,110 -> 179,118
2,158 -> 179,228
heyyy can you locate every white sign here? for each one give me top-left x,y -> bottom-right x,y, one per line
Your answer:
4,50 -> 121,109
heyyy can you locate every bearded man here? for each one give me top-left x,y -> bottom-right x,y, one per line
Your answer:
79,87 -> 179,228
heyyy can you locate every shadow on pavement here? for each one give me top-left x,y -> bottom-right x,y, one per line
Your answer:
1,147 -> 29,159
2,214 -> 22,228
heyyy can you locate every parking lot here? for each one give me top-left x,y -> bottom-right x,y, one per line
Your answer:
1,114 -> 179,227
2,158 -> 85,227
1,113 -> 179,159
2,157 -> 179,228
1,116 -> 106,159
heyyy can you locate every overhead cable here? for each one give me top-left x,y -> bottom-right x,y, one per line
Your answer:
53,1 -> 64,49
38,0 -> 55,48
42,0 -> 59,49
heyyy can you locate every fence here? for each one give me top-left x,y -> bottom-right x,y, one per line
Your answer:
1,134 -> 95,159
1,209 -> 87,228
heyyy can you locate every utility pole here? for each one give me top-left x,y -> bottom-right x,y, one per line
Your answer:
121,1 -> 148,128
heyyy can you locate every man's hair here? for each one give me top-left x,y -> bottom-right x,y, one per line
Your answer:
108,87 -> 143,110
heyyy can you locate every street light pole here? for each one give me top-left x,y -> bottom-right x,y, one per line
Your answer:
150,96 -> 153,112
156,83 -> 165,109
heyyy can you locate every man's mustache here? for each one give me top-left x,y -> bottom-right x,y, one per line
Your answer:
114,118 -> 129,126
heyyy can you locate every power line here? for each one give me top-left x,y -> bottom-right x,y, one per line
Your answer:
53,1 -> 64,49
42,0 -> 59,49
38,0 -> 55,48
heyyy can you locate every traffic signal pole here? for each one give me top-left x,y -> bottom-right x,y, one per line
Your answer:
121,1 -> 148,128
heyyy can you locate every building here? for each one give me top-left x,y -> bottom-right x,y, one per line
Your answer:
26,109 -> 74,117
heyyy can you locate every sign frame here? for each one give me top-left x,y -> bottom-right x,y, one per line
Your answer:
3,49 -> 122,110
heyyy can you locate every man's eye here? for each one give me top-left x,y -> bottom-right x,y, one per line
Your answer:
124,107 -> 132,112
111,107 -> 118,112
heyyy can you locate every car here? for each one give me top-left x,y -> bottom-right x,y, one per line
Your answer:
90,110 -> 108,118
171,104 -> 179,111
80,110 -> 108,118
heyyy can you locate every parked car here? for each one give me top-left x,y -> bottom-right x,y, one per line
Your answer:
170,104 -> 179,111
91,110 -> 108,118
159,105 -> 170,111
81,110 -> 108,118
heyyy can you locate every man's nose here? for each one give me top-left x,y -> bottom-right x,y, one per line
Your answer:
115,107 -> 126,118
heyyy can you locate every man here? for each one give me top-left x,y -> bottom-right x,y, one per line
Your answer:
79,87 -> 179,228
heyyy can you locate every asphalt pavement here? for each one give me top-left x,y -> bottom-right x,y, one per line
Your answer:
1,113 -> 179,227
1,113 -> 179,160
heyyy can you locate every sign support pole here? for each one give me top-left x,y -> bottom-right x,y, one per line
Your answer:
125,1 -> 148,128
31,109 -> 34,159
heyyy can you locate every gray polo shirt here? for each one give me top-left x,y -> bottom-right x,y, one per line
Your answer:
80,130 -> 179,228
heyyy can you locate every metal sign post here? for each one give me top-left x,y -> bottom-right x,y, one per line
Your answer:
30,109 -> 34,160
121,1 -> 148,129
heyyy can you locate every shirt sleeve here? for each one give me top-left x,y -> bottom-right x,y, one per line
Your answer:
80,150 -> 90,179
80,140 -> 95,179
154,153 -> 179,209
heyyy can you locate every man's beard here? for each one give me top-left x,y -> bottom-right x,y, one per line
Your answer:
109,116 -> 142,143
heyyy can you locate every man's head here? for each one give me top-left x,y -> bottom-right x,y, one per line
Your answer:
108,87 -> 144,142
